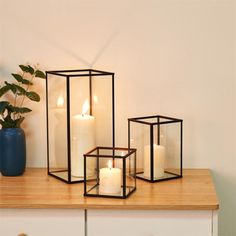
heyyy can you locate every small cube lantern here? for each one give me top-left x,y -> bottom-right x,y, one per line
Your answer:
84,147 -> 136,198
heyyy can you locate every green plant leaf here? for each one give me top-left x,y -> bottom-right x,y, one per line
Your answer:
12,73 -> 23,82
12,73 -> 33,85
13,83 -> 27,95
35,70 -> 46,79
19,107 -> 32,113
5,113 -> 13,121
27,65 -> 35,74
19,64 -> 34,75
0,85 -> 10,97
15,116 -> 25,127
5,82 -> 17,94
0,101 -> 9,113
26,91 -> 40,102
19,65 -> 30,72
8,105 -> 32,114
0,119 -> 17,128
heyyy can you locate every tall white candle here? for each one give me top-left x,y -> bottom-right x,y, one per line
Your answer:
51,96 -> 67,168
71,100 -> 95,177
144,144 -> 165,178
100,160 -> 121,194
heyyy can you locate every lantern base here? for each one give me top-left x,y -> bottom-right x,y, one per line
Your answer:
136,171 -> 182,183
49,170 -> 96,184
84,184 -> 136,199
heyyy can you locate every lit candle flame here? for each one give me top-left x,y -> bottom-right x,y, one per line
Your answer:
57,96 -> 64,108
108,160 -> 112,169
82,99 -> 89,115
93,95 -> 98,103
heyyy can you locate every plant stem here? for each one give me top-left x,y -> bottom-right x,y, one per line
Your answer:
17,73 -> 35,119
13,72 -> 24,120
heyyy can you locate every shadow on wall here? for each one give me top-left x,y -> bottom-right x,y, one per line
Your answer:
3,5 -> 137,69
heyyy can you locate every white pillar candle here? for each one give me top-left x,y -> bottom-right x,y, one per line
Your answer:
100,160 -> 121,194
71,100 -> 95,177
51,96 -> 67,168
144,144 -> 165,178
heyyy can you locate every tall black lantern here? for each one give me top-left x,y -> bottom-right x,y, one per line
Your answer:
128,115 -> 183,183
46,69 -> 115,183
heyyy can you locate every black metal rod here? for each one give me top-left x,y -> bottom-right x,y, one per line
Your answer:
180,121 -> 183,177
150,125 -> 154,181
48,172 -> 84,184
45,72 -> 50,175
112,73 -> 115,148
46,71 -> 114,77
90,69 -> 115,74
66,76 -> 72,183
128,115 -> 183,122
136,175 -> 181,183
134,151 -> 137,189
157,116 -> 160,145
123,157 -> 126,197
128,120 -> 130,150
48,69 -> 91,73
89,70 -> 92,115
65,73 -> 114,77
97,148 -> 100,187
128,119 -> 153,125
84,155 -> 87,194
112,74 -> 115,166
128,119 -> 182,126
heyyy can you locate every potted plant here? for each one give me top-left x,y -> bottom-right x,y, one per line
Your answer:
0,64 -> 45,176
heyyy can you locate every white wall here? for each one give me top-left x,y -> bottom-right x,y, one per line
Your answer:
0,0 -> 235,235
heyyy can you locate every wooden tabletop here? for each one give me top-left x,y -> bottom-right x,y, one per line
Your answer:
0,168 -> 219,210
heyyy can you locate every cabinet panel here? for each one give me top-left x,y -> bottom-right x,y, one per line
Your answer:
0,209 -> 84,236
88,210 -> 213,236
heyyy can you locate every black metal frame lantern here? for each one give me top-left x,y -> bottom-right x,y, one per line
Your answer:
84,147 -> 136,199
128,115 -> 183,183
46,69 -> 115,183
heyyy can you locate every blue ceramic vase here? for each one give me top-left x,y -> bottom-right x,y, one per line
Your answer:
0,128 -> 26,176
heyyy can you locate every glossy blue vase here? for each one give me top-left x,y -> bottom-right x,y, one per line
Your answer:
0,128 -> 26,176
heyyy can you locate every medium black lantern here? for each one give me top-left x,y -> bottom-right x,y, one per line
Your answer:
84,147 -> 136,199
46,69 -> 115,183
128,115 -> 183,183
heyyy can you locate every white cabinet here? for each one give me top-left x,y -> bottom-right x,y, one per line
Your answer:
0,209 -> 84,236
87,210 -> 218,236
0,209 -> 218,236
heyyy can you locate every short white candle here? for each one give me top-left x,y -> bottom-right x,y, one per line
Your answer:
144,144 -> 165,178
100,160 -> 121,194
71,100 -> 95,177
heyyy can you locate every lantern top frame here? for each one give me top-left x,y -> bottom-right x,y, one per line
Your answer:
128,115 -> 183,126
84,146 -> 137,159
46,69 -> 115,77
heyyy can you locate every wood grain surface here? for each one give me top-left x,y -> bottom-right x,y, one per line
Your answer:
0,168 -> 219,210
